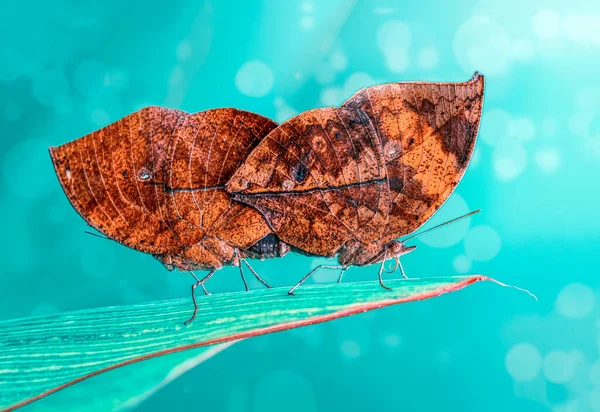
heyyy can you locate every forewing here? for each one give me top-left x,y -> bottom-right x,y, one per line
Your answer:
50,107 -> 278,258
227,107 -> 389,257
49,107 -> 186,253
342,72 -> 484,244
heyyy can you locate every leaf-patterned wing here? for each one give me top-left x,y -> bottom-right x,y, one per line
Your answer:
50,107 -> 278,264
49,106 -> 187,254
158,108 -> 278,249
227,107 -> 389,257
342,72 -> 484,244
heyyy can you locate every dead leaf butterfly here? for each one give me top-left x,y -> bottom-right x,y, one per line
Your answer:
50,106 -> 290,323
228,73 -> 485,293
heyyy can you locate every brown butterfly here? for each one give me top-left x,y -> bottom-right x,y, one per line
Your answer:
227,73 -> 485,293
50,107 -> 290,323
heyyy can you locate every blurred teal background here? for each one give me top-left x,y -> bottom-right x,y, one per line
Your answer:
1,0 -> 600,410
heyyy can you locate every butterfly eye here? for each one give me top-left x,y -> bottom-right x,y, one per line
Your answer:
137,167 -> 152,181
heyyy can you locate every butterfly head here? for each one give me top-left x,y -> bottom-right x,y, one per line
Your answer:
386,240 -> 416,259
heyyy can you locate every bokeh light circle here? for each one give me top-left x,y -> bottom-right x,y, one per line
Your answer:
377,20 -> 412,52
569,112 -> 591,137
418,47 -> 439,69
454,15 -> 512,76
176,41 -> 192,61
381,332 -> 402,348
340,339 -> 361,358
343,72 -> 375,100
543,351 -> 579,384
235,61 -> 274,97
301,1 -> 314,13
384,47 -> 410,73
464,225 -> 502,261
301,16 -> 314,30
329,52 -> 347,71
320,88 -> 344,106
511,38 -> 534,61
337,320 -> 371,360
452,254 -> 472,274
274,101 -> 298,123
493,141 -> 527,182
505,343 -> 543,381
508,117 -> 536,141
531,9 -> 561,40
377,21 -> 412,73
562,14 -> 600,46
555,283 -> 595,318
534,148 -> 560,173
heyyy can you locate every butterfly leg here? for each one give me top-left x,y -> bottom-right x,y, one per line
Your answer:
378,251 -> 392,291
184,269 -> 217,325
189,271 -> 211,296
235,251 -> 250,292
397,258 -> 409,279
238,264 -> 249,292
337,267 -> 349,283
288,265 -> 344,296
243,260 -> 272,288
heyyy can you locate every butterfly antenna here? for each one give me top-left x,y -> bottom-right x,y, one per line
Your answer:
402,210 -> 481,242
84,230 -> 110,241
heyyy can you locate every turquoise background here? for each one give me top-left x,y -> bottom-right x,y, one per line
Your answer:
1,0 -> 599,410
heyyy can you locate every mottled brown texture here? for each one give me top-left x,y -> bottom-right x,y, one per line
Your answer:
342,73 -> 484,247
50,106 -> 286,271
337,72 -> 485,265
227,107 -> 389,256
52,73 -> 484,275
228,73 -> 484,267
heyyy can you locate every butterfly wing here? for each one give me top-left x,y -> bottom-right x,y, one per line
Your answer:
227,107 -> 389,257
50,106 -> 187,254
342,72 -> 484,244
50,107 -> 278,263
158,108 -> 279,264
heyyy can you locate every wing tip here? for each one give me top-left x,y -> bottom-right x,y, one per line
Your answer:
471,71 -> 484,81
469,71 -> 485,92
48,145 -> 60,160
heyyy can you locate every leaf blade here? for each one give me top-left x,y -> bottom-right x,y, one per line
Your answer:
1,276 -> 490,410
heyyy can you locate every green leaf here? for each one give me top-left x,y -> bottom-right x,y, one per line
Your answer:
1,276 -> 508,410
15,343 -> 236,412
